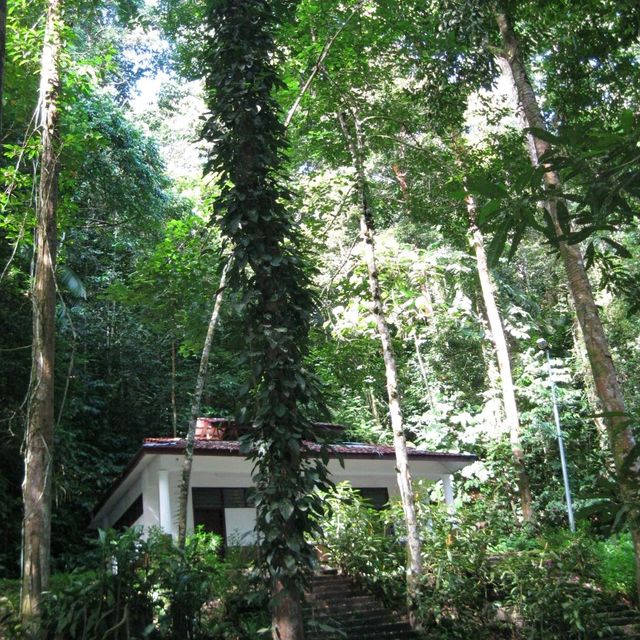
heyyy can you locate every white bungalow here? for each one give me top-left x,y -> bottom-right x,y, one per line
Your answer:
90,418 -> 476,546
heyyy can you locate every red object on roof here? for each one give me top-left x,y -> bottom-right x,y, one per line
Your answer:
195,417 -> 230,440
194,417 -> 347,441
139,418 -> 476,462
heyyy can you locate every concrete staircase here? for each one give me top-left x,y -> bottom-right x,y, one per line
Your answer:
304,572 -> 422,640
601,602 -> 640,638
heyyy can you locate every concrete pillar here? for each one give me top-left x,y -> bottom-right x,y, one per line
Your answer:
158,469 -> 172,535
442,474 -> 456,514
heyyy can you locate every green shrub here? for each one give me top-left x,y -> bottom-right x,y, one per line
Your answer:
316,483 -> 404,603
199,546 -> 270,639
318,484 -> 614,639
0,579 -> 22,639
592,532 -> 636,597
45,528 -> 162,639
487,534 -> 609,639
42,527 -> 268,640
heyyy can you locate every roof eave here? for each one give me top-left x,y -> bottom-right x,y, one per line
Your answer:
90,441 -> 477,526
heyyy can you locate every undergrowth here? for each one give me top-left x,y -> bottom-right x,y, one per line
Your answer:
1,527 -> 269,640
317,482 -> 634,639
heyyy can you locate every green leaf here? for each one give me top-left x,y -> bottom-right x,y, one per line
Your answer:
58,265 -> 88,300
602,237 -> 632,258
487,223 -> 510,266
620,109 -> 634,135
279,501 -> 294,520
477,199 -> 502,225
465,176 -> 508,200
527,127 -> 561,145
445,180 -> 466,200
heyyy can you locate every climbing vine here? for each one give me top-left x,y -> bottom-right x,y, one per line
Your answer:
201,0 -> 331,622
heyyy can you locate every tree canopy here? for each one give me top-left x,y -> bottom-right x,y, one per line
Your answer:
1,0 -> 640,637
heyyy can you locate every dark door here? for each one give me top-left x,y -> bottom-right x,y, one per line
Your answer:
193,507 -> 226,540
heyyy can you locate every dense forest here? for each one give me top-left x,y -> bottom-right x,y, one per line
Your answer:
1,0 -> 640,638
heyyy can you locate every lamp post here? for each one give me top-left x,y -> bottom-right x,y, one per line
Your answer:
537,338 -> 576,533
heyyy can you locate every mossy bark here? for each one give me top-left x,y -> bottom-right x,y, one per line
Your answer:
21,0 -> 61,634
338,110 -> 423,629
464,187 -> 534,523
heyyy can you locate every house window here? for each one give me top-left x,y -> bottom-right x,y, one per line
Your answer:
192,487 -> 253,509
192,488 -> 254,544
223,488 -> 254,508
192,487 -> 223,509
356,488 -> 389,510
114,494 -> 143,529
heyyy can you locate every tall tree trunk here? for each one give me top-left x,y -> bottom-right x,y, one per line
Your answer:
413,333 -> 435,413
366,386 -> 383,430
171,339 -> 178,438
570,315 -> 609,451
273,582 -> 305,640
21,0 -> 61,634
475,303 -> 505,438
390,140 -> 436,416
204,5 -> 333,636
0,0 -> 7,137
177,258 -> 231,548
463,187 -> 534,523
496,6 -> 640,592
338,110 -> 423,628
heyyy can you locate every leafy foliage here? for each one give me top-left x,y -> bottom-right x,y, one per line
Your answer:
34,528 -> 267,640
2,0 -> 640,635
201,0 -> 331,608
318,484 -> 621,638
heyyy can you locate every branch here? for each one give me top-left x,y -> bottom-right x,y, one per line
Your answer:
284,8 -> 359,128
321,231 -> 359,298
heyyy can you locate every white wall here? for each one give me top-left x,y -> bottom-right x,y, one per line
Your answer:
95,451 -> 465,545
95,473 -> 143,530
225,508 -> 257,546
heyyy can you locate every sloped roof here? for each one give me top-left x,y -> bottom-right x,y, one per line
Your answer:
91,430 -> 477,524
142,437 -> 477,462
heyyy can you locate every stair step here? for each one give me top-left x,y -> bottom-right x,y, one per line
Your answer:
608,615 -> 640,625
310,579 -> 353,590
312,573 -> 348,583
308,585 -> 362,599
592,601 -> 640,640
309,609 -> 397,624
308,631 -> 420,640
306,595 -> 379,611
309,613 -> 403,629
602,604 -> 637,613
305,572 -> 421,639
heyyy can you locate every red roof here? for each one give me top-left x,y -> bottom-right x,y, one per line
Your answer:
91,427 -> 476,522
142,437 -> 476,462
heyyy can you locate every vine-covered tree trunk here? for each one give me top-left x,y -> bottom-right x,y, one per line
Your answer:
21,0 -> 61,633
177,258 -> 230,548
202,2 -> 331,638
0,0 -> 6,135
464,187 -> 534,523
338,110 -> 423,628
496,6 -> 640,593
